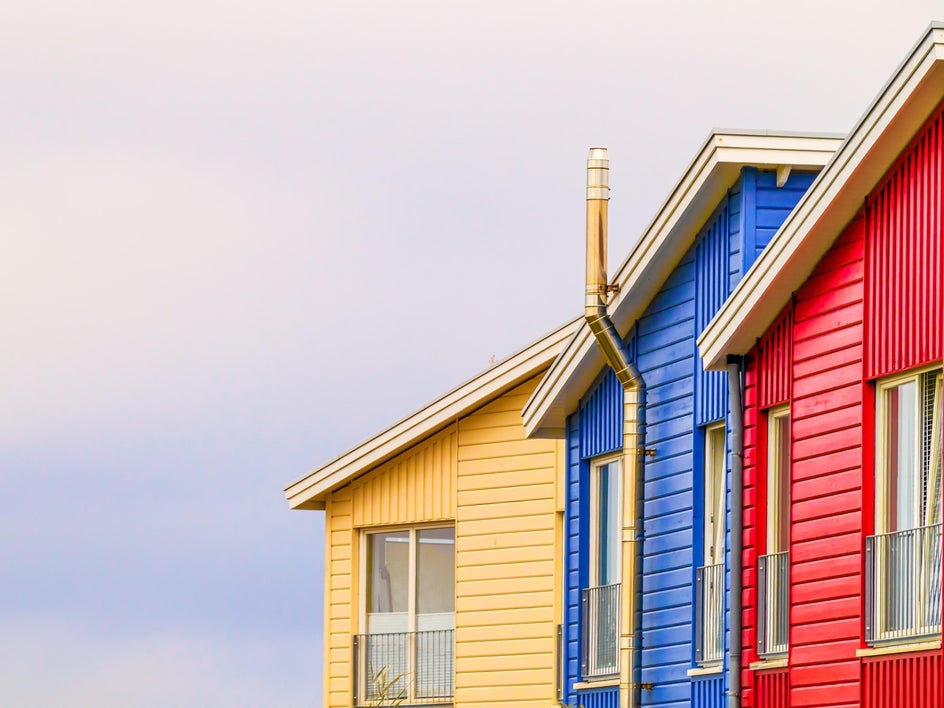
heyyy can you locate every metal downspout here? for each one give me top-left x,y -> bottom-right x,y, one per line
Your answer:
585,148 -> 646,708
726,355 -> 744,708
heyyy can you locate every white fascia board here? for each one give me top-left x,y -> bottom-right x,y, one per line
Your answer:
284,317 -> 581,509
523,131 -> 842,438
699,25 -> 944,371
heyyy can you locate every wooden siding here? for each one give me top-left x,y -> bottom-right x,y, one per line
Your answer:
324,487 -> 355,708
757,308 -> 793,409
455,375 -> 563,708
755,668 -> 789,708
865,105 -> 944,379
789,214 -> 866,708
741,352 -> 761,706
352,425 -> 457,527
862,652 -> 943,707
562,168 -> 818,708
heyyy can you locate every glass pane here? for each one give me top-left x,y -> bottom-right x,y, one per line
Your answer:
366,530 -> 409,634
705,425 -> 726,566
416,527 -> 455,619
775,414 -> 790,552
886,381 -> 918,531
593,461 -> 621,586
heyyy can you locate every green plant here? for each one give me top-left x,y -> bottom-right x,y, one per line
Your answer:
369,666 -> 408,707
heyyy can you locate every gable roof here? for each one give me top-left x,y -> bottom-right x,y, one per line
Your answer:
285,317 -> 581,509
698,24 -> 944,371
523,130 -> 842,438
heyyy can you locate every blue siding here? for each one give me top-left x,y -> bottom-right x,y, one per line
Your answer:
564,167 -> 815,707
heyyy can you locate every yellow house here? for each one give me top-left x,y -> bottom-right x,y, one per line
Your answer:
285,318 -> 579,708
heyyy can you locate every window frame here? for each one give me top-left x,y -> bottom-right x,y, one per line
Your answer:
588,453 -> 622,589
766,405 -> 791,555
358,523 -> 456,636
874,365 -> 943,535
703,421 -> 727,567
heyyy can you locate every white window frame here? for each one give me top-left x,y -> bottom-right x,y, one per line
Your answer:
870,365 -> 942,644
875,366 -> 943,534
704,422 -> 727,567
766,406 -> 791,555
589,454 -> 622,588
359,524 -> 456,635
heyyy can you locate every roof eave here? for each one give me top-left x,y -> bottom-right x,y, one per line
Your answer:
523,131 -> 843,437
699,25 -> 944,371
285,317 -> 581,509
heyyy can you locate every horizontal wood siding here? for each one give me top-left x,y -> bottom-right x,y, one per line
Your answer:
352,426 -> 456,527
865,105 -> 944,379
455,375 -> 561,708
741,353 -> 760,706
862,651 -> 943,708
638,247 -> 697,708
324,487 -> 355,708
789,214 -> 866,708
563,411 -> 584,707
753,170 -> 819,259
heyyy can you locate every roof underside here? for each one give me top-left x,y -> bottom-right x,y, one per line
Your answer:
698,24 -> 944,371
523,131 -> 843,438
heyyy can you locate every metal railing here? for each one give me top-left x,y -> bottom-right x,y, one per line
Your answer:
555,624 -> 564,703
866,523 -> 942,644
695,562 -> 724,664
353,629 -> 454,706
581,583 -> 620,679
757,552 -> 789,657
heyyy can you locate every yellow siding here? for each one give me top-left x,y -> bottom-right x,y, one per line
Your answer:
322,375 -> 564,707
455,376 -> 562,708
352,425 -> 457,527
324,487 -> 354,708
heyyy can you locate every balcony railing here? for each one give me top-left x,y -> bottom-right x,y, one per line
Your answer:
695,562 -> 724,664
757,552 -> 789,657
353,629 -> 454,706
581,583 -> 620,679
866,523 -> 942,644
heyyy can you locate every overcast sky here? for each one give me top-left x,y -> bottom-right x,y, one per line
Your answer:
2,3 -> 941,706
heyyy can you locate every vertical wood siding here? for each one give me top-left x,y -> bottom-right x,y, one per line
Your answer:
455,376 -> 562,708
324,487 -> 355,708
789,215 -> 865,708
691,675 -> 724,708
579,365 -> 626,460
757,308 -> 793,409
755,669 -> 790,708
865,106 -> 944,379
862,652 -> 943,707
352,426 -> 457,527
695,198 -> 734,427
563,411 -> 584,708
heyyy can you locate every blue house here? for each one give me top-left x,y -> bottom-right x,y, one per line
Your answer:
523,132 -> 841,708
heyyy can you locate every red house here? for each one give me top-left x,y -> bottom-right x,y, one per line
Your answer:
699,24 -> 944,708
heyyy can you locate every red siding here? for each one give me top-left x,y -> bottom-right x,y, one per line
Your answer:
754,668 -> 789,708
757,308 -> 793,408
865,104 -> 944,379
789,215 -> 865,708
862,652 -> 943,708
742,353 -> 760,706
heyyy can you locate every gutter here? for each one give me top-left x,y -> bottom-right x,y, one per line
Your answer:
585,148 -> 647,708
726,355 -> 745,708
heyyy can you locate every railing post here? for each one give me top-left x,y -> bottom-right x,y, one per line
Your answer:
352,634 -> 359,707
581,590 -> 589,679
695,567 -> 704,664
865,537 -> 873,643
756,556 -> 766,656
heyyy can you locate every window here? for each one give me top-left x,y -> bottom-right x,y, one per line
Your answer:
696,423 -> 726,665
758,406 -> 789,658
867,367 -> 942,644
582,456 -> 621,679
355,527 -> 455,706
